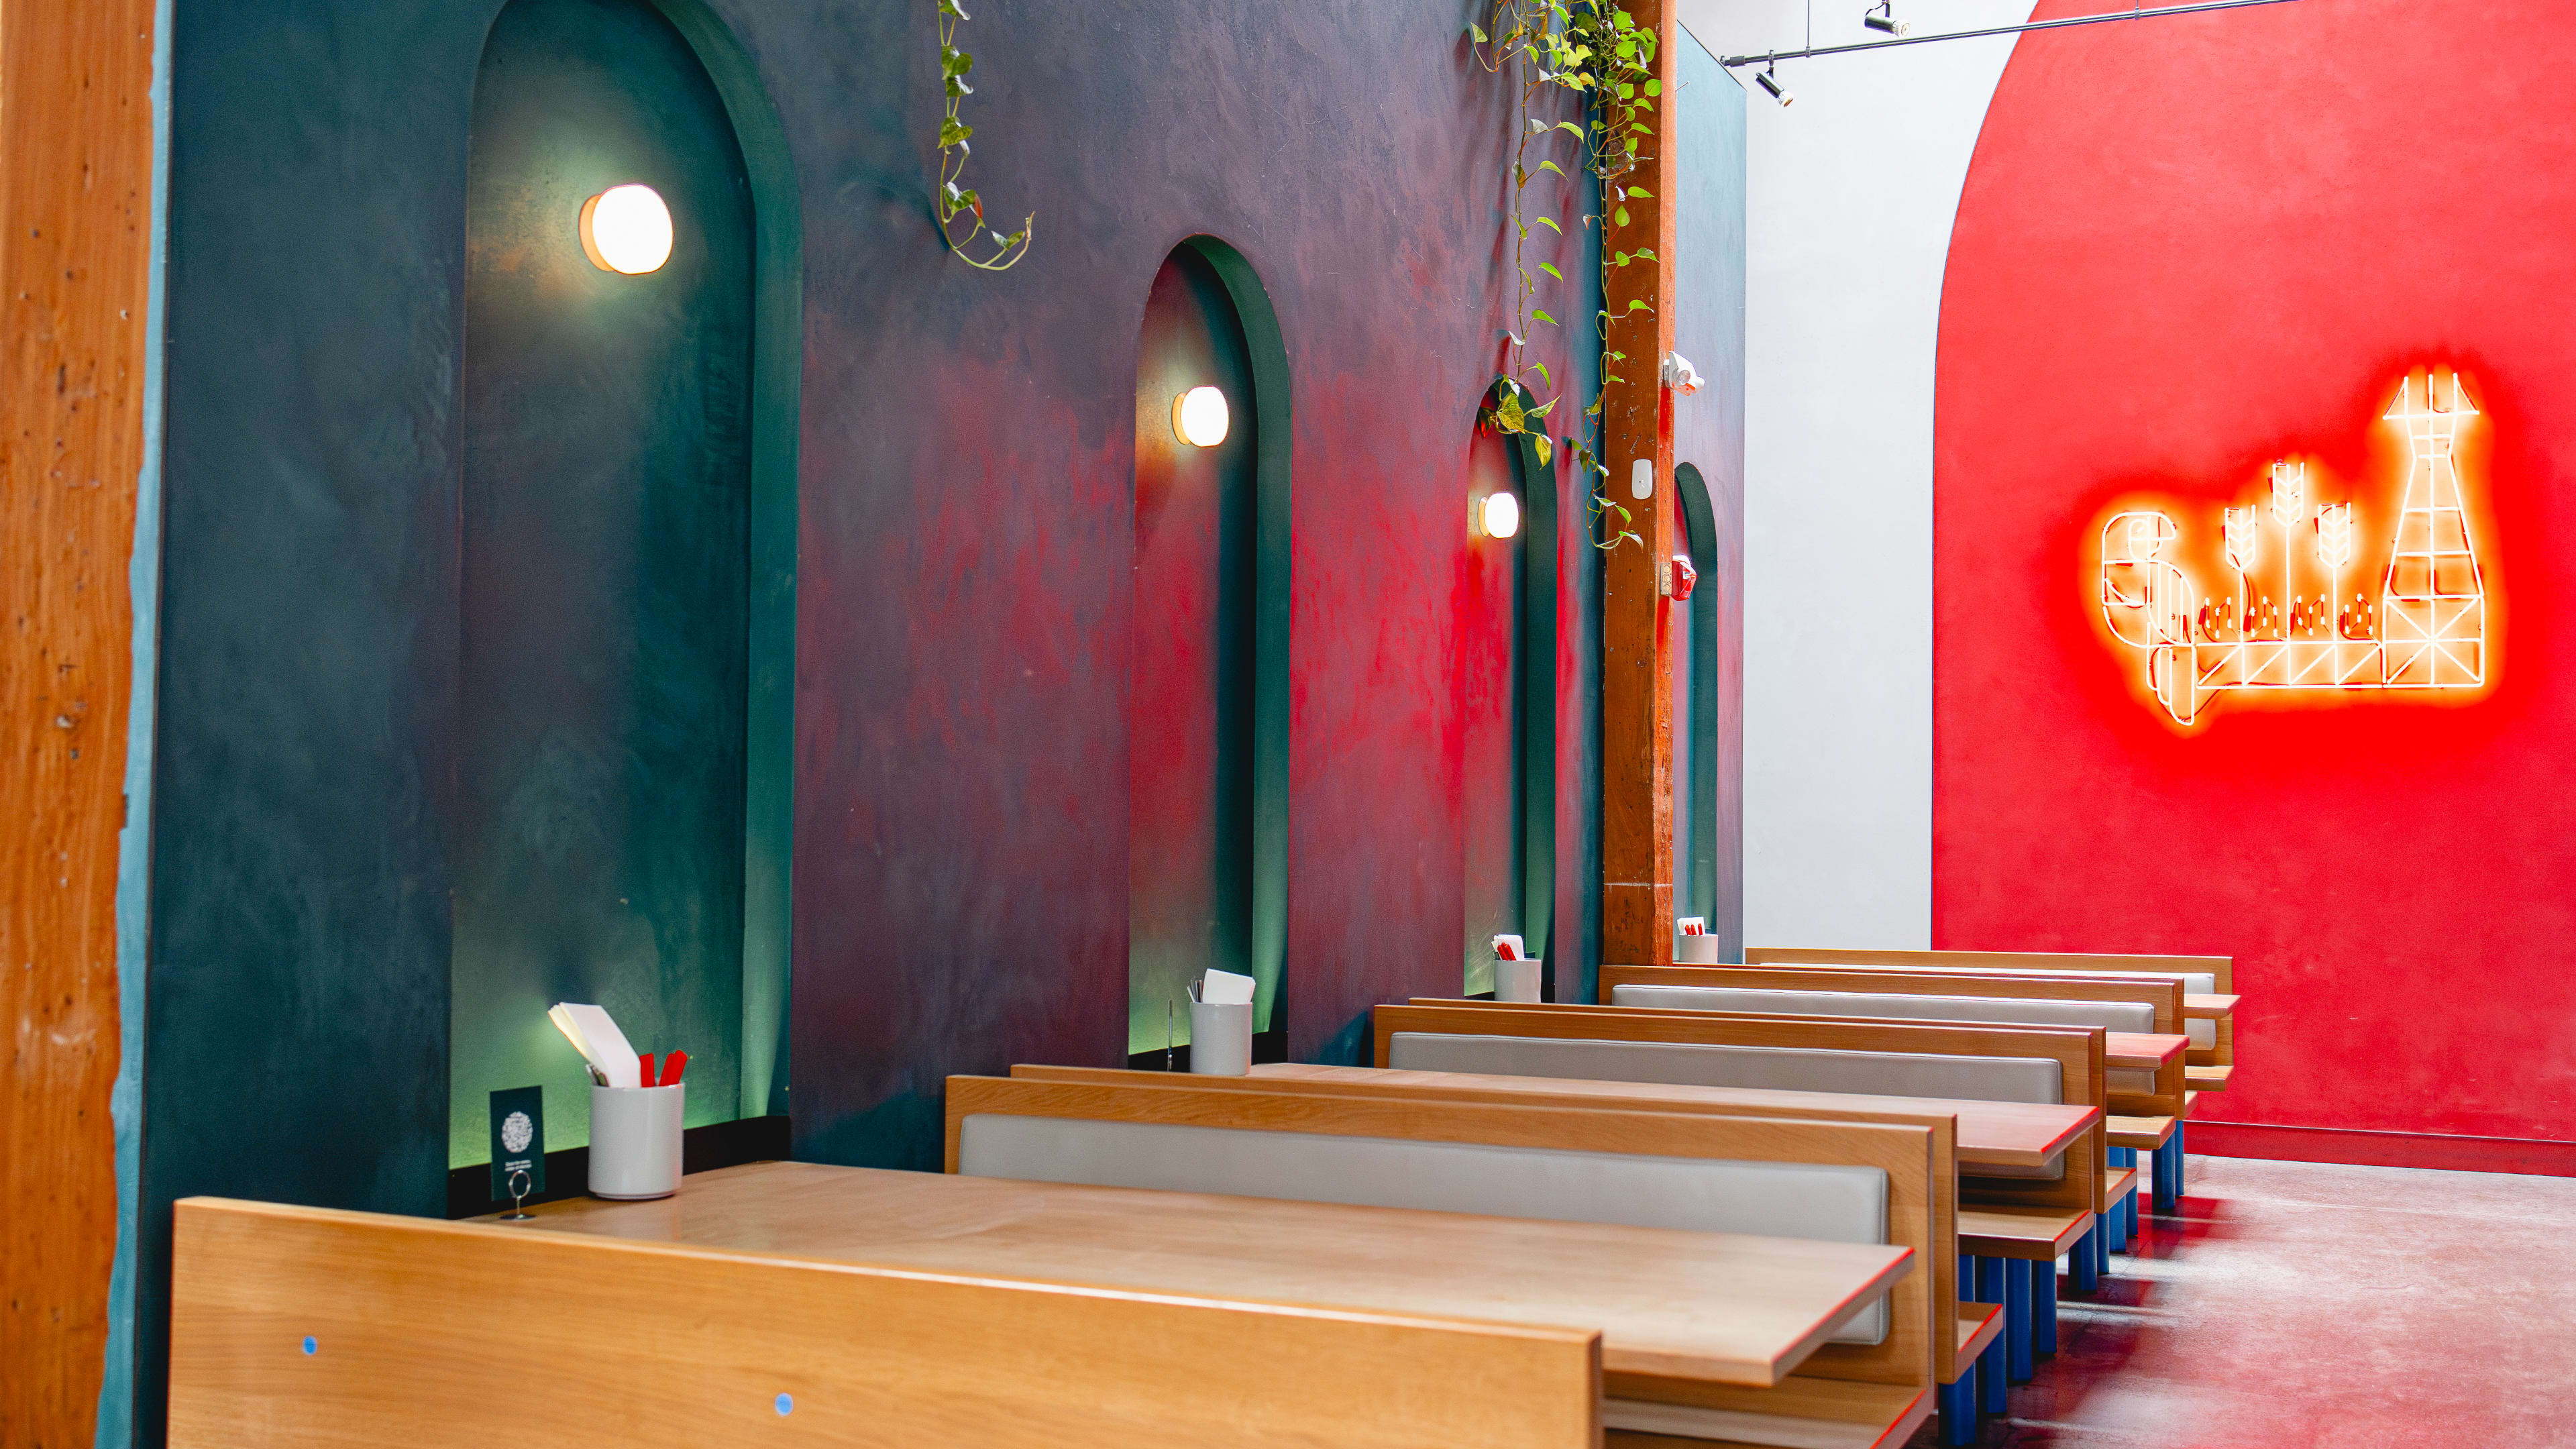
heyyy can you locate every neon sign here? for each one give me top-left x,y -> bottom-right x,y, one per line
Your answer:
2096,370 -> 2491,727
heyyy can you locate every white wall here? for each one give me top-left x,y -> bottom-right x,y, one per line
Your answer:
1674,0 -> 2033,950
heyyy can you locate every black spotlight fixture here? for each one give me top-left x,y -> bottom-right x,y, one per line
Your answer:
1864,1 -> 1910,34
1755,58 -> 1794,106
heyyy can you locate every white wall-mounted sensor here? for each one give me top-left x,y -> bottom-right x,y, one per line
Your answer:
1630,458 -> 1654,500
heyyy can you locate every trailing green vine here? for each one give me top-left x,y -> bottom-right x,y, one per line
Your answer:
1471,2 -> 1662,550
934,0 -> 1034,271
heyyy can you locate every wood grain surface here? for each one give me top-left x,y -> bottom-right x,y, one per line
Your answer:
1599,0 -> 1682,966
172,1193 -> 1601,1449
1,2 -> 158,1444
934,1079 -> 1925,1387
1009,1060 -> 2040,1385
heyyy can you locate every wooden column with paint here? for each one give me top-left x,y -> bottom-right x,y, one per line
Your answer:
0,1 -> 158,1444
1599,0 -> 1682,973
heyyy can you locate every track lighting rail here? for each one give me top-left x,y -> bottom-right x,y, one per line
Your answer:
1719,0 -> 2302,68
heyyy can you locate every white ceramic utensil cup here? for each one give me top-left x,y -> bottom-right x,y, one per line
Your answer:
1675,934 -> 1726,965
588,1082 -> 684,1199
1188,1000 -> 1254,1076
1494,957 -> 1544,1004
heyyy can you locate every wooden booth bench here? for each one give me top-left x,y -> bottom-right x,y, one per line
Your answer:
168,1185 -> 1605,1449
1597,963 -> 2190,1221
946,1072 -> 1935,1449
1738,949 -> 2241,1210
1008,1059 -> 2093,1446
1746,947 -> 2237,1095
1371,998 -> 2124,1433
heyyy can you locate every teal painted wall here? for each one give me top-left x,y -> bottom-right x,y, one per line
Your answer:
109,1 -> 1764,1439
1128,245 -> 1258,1052
448,0 -> 758,1165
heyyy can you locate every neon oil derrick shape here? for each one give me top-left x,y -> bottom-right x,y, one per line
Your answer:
2096,371 -> 2489,727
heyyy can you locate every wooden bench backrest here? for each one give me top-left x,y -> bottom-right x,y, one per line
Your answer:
945,1074 -> 1936,1393
1746,949 -> 2234,1067
1008,1063 -> 1976,1383
1594,967 -> 2187,1117
1603,963 -> 2185,1035
1380,1001 -> 2106,1216
168,1197 -> 1600,1449
1749,946 -> 2232,997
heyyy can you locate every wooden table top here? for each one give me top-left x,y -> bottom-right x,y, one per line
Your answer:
1249,1063 -> 2098,1169
2106,1033 -> 2189,1071
2184,994 -> 2238,1019
494,1161 -> 1913,1388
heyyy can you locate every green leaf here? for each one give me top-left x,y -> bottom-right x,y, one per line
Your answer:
1533,309 -> 1558,326
1538,262 -> 1562,280
1613,206 -> 1629,225
1495,392 -> 1527,431
1626,186 -> 1652,198
1468,20 -> 1489,40
1531,361 -> 1553,389
1540,159 -> 1565,176
1556,121 -> 1585,136
1625,298 -> 1651,311
1643,79 -> 1662,95
1532,435 -> 1554,467
1536,216 -> 1562,233
938,117 -> 974,148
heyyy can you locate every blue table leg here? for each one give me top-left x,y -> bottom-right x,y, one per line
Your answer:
1939,1373 -> 1979,1445
1976,1256 -> 2008,1414
2127,1159 -> 2142,1242
2034,1251 -> 2059,1355
2005,1258 -> 2033,1381
2072,1224 -> 2099,1291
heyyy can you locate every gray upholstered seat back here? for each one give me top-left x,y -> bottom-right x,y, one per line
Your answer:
957,1113 -> 1893,1344
1388,1030 -> 2069,1181
1610,984 -> 2166,1096
1613,983 -> 2154,1035
1393,1030 -> 2061,1104
1772,964 -> 2220,1048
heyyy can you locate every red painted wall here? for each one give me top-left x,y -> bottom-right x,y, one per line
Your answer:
1935,0 -> 2576,1144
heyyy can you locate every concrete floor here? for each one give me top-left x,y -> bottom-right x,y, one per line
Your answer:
1911,1154 -> 2576,1447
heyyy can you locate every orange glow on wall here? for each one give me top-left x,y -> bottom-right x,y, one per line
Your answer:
2092,370 -> 2493,728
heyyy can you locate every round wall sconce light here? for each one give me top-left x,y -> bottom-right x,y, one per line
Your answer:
580,183 -> 674,275
1475,492 -> 1522,540
1173,386 -> 1231,447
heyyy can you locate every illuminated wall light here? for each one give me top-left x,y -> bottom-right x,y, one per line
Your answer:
1173,385 -> 1230,447
1474,491 -> 1523,540
579,183 -> 674,275
1756,61 -> 1794,106
2094,370 -> 2491,727
1864,2 -> 1911,34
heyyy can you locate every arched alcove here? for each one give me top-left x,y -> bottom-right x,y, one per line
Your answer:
1128,236 -> 1290,1061
1462,382 -> 1558,996
1674,462 -> 1723,949
449,0 -> 799,1165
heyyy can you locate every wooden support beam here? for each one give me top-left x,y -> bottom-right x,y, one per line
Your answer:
1599,0 -> 1682,973
0,2 -> 158,1444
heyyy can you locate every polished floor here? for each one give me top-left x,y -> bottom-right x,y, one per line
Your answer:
1913,1154 -> 2576,1447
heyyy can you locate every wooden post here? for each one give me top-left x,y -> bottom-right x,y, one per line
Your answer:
0,2 -> 158,1444
1598,0 -> 1682,975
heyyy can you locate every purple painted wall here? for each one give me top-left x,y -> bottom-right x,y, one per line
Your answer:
783,3 -> 1601,1164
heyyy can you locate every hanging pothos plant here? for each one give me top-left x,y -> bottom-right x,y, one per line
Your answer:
934,0 -> 1034,271
1472,1 -> 1660,550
